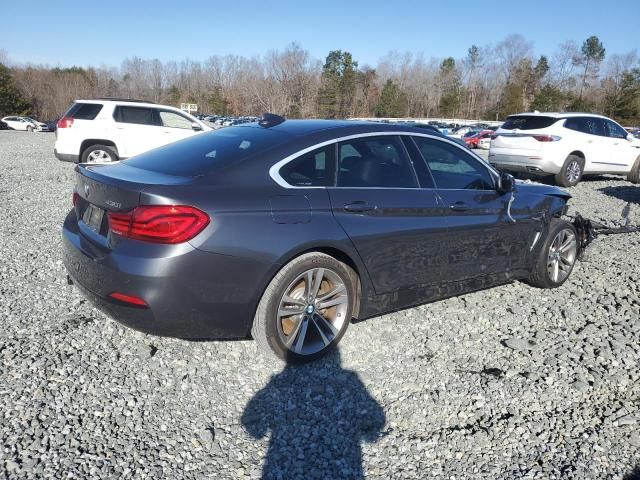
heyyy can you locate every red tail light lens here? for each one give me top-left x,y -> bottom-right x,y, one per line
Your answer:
72,191 -> 79,206
107,205 -> 210,244
532,135 -> 561,142
57,116 -> 74,128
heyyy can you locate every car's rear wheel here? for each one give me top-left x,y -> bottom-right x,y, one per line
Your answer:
528,219 -> 578,288
252,252 -> 356,363
81,144 -> 118,164
555,154 -> 584,187
627,155 -> 640,184
26,125 -> 33,132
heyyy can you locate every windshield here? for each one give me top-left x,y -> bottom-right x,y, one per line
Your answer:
122,126 -> 289,176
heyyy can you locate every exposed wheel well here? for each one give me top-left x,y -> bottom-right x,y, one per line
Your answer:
568,151 -> 585,161
80,139 -> 118,157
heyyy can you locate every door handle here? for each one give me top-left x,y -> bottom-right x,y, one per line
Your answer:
344,202 -> 377,213
449,201 -> 470,212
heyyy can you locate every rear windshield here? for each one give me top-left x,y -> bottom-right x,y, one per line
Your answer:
122,126 -> 289,176
65,102 -> 103,120
501,115 -> 558,130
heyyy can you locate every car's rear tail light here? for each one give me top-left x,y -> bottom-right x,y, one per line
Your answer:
72,191 -> 79,206
57,116 -> 74,128
107,205 -> 210,244
108,292 -> 148,307
532,135 -> 561,142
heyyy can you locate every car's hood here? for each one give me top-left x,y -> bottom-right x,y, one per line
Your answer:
515,179 -> 571,199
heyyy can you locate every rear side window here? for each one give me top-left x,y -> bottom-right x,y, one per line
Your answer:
65,102 -> 103,120
604,119 -> 628,139
114,106 -> 156,126
564,117 -> 606,136
280,145 -> 336,187
337,136 -> 418,188
122,126 -> 289,176
413,137 -> 494,190
502,115 -> 558,130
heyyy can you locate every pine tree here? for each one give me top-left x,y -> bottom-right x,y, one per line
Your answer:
0,63 -> 30,116
316,50 -> 358,118
374,80 -> 407,118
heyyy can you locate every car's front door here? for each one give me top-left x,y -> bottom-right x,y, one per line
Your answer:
603,119 -> 638,172
327,135 -> 449,294
156,109 -> 201,148
412,136 -> 541,283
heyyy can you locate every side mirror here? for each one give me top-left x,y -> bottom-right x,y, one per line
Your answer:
192,122 -> 203,131
497,172 -> 515,193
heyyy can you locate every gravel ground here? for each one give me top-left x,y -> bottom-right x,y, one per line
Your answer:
1,131 -> 639,479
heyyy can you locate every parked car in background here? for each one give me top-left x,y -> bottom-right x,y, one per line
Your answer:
450,126 -> 477,138
2,116 -> 38,132
54,99 -> 212,163
464,130 -> 493,149
489,112 -> 640,187
478,137 -> 491,150
63,116 -> 580,362
395,122 -> 468,148
23,117 -> 50,132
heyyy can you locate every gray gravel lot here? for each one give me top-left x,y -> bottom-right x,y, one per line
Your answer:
1,131 -> 639,479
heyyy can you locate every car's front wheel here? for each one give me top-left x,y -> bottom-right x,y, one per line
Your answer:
252,252 -> 356,363
627,155 -> 640,184
81,144 -> 118,164
528,219 -> 578,288
26,125 -> 33,132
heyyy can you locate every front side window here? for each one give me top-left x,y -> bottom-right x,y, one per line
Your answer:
337,136 -> 418,188
158,110 -> 193,129
279,145 -> 336,187
114,106 -> 156,126
604,119 -> 628,139
413,137 -> 494,190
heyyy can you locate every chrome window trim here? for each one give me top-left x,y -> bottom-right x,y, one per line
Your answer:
269,131 -> 498,189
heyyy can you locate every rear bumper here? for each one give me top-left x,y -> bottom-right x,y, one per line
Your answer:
488,153 -> 562,175
62,210 -> 265,339
55,149 -> 79,163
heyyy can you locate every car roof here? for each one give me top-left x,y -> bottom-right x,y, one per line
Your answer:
75,98 -> 163,109
234,119 -> 441,137
509,111 -> 610,120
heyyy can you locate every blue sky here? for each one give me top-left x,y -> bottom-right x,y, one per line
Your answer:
3,0 -> 639,67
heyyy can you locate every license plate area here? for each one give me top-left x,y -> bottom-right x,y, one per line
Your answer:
82,204 -> 105,233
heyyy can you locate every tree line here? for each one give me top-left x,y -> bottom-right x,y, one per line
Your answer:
1,34 -> 639,124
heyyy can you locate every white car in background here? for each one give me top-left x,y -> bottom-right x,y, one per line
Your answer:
2,116 -> 48,132
54,99 -> 212,163
489,112 -> 640,186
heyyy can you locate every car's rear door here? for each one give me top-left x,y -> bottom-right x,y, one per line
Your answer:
112,105 -> 162,158
412,136 -> 540,282
563,116 -> 609,171
327,134 -> 449,294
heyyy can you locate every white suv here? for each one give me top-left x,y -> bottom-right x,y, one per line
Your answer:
489,112 -> 640,186
54,99 -> 211,163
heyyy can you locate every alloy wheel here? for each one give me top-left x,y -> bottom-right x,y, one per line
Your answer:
566,160 -> 581,184
547,229 -> 577,283
276,267 -> 349,356
86,150 -> 112,163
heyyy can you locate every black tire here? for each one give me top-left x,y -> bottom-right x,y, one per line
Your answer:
26,125 -> 33,132
80,144 -> 118,164
251,252 -> 356,363
528,219 -> 578,289
554,154 -> 584,187
627,155 -> 640,184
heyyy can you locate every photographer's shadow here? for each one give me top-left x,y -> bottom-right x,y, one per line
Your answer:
241,349 -> 385,480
